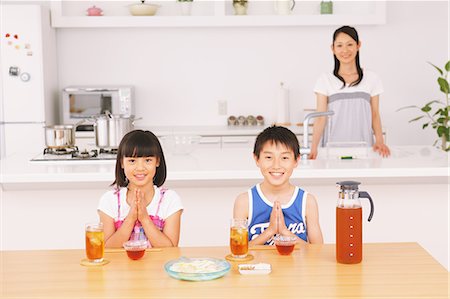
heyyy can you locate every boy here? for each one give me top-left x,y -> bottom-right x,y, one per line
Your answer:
233,125 -> 323,245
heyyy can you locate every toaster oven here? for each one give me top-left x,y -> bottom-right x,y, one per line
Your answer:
61,86 -> 134,131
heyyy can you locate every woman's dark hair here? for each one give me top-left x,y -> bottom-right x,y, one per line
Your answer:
253,125 -> 300,159
112,130 -> 167,188
333,25 -> 363,88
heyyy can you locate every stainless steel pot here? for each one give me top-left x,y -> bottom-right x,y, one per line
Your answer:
94,114 -> 139,149
44,125 -> 76,148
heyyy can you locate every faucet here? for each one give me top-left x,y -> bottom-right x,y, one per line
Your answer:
300,111 -> 334,160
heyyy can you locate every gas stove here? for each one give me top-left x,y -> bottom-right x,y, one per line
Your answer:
30,147 -> 117,163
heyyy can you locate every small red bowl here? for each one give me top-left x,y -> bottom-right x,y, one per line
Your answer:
273,235 -> 297,255
123,240 -> 148,260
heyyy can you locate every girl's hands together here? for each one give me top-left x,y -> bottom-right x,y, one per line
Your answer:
128,190 -> 139,221
135,189 -> 150,222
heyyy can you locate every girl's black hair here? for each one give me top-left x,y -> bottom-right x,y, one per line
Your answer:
253,125 -> 300,159
112,130 -> 167,188
332,25 -> 364,89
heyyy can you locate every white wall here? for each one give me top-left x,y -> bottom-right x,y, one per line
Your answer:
54,1 -> 449,146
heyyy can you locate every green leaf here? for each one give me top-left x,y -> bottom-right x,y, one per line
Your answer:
433,108 -> 443,116
409,116 -> 424,122
437,126 -> 446,137
437,77 -> 449,94
437,117 -> 445,124
429,62 -> 443,76
445,60 -> 450,72
422,123 -> 429,129
421,105 -> 432,112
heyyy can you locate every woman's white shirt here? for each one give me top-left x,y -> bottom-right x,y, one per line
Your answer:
313,70 -> 383,146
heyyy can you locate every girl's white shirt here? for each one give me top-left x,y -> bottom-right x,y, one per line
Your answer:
98,186 -> 183,222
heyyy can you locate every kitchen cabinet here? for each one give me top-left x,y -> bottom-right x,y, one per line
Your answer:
50,1 -> 386,28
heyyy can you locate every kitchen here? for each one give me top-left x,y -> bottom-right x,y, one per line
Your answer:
0,1 -> 449,296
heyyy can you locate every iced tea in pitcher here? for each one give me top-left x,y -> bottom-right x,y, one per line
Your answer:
336,181 -> 374,264
336,206 -> 362,263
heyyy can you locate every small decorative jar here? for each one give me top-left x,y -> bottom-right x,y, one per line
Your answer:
320,0 -> 333,14
86,5 -> 103,16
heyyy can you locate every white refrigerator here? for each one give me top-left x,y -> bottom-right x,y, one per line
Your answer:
0,4 -> 58,159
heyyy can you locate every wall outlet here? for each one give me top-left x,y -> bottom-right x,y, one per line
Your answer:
218,100 -> 227,116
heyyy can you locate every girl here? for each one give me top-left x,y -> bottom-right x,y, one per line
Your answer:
98,130 -> 183,248
309,25 -> 390,159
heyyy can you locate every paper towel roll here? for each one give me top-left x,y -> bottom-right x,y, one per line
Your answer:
276,82 -> 290,125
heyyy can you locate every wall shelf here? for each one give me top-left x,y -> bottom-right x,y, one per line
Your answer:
50,1 -> 386,28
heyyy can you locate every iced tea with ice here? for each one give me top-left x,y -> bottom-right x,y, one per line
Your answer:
230,219 -> 248,258
85,223 -> 104,263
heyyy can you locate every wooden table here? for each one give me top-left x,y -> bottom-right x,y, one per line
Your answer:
1,243 -> 448,298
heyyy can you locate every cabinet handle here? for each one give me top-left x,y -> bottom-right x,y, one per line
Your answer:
222,139 -> 250,144
199,139 -> 221,144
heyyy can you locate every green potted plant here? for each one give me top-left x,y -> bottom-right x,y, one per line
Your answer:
398,60 -> 450,151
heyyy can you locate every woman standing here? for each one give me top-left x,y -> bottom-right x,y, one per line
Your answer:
309,26 -> 390,159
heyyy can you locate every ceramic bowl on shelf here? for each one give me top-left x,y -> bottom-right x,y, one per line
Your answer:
129,3 -> 159,16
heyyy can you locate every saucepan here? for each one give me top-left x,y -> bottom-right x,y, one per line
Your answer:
44,120 -> 85,148
93,113 -> 141,149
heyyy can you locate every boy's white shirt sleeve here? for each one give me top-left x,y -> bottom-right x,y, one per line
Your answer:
313,73 -> 329,96
160,190 -> 184,219
97,191 -> 117,219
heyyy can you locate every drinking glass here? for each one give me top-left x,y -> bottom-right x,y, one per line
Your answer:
230,218 -> 249,258
85,222 -> 104,263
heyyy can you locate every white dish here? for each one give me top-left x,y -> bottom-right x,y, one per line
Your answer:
238,263 -> 271,275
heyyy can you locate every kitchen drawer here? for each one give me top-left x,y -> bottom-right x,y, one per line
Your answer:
221,136 -> 256,149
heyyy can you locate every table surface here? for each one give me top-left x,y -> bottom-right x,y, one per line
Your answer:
1,242 -> 448,298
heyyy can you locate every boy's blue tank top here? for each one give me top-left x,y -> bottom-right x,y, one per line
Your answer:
248,184 -> 308,244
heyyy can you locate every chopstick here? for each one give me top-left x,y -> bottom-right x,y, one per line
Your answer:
250,245 -> 301,251
105,248 -> 163,253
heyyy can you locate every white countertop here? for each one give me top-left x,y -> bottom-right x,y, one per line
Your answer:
1,145 -> 448,190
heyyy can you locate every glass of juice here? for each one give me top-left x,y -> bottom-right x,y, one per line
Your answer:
85,222 -> 104,263
230,218 -> 249,258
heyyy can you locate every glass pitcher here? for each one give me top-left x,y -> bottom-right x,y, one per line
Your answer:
336,181 -> 374,264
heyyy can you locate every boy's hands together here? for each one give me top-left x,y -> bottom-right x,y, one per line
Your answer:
268,201 -> 290,236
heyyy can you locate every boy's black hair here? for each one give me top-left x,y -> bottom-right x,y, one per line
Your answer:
112,130 -> 167,188
253,125 -> 300,159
